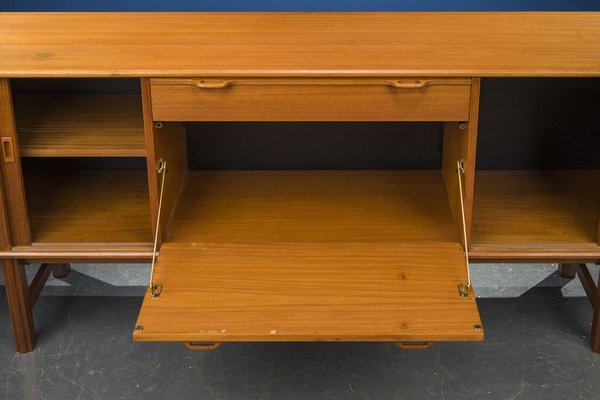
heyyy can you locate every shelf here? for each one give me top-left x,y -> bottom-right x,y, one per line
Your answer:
13,94 -> 146,157
25,169 -> 152,244
471,170 -> 600,258
166,170 -> 459,244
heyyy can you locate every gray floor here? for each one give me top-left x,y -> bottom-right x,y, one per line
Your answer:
0,264 -> 599,399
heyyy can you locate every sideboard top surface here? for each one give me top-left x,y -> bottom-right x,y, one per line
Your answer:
0,12 -> 599,78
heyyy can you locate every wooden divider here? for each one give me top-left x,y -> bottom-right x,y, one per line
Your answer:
442,78 -> 480,242
141,78 -> 188,246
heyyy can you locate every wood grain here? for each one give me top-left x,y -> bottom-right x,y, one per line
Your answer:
2,259 -> 35,352
0,13 -> 599,77
28,263 -> 52,306
0,166 -> 12,250
0,244 -> 154,263
24,169 -> 152,244
442,78 -> 480,242
166,171 -> 459,244
0,79 -> 31,245
150,78 -> 471,121
558,263 -> 578,279
142,78 -> 188,245
14,94 -> 145,157
471,171 -> 600,258
134,242 -> 482,342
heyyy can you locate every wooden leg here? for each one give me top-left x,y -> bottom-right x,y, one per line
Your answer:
558,263 -> 577,279
590,265 -> 600,353
52,263 -> 71,278
2,259 -> 36,352
592,298 -> 600,353
575,264 -> 600,353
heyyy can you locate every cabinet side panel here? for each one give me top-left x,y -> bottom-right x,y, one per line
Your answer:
142,78 -> 187,244
442,78 -> 480,242
0,79 -> 30,246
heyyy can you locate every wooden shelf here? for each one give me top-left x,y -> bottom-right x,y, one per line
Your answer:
166,170 -> 459,244
13,94 -> 146,157
471,170 -> 600,259
25,169 -> 152,244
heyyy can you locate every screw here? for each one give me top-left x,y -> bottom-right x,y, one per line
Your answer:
474,324 -> 482,331
134,325 -> 143,332
458,122 -> 468,130
154,121 -> 164,129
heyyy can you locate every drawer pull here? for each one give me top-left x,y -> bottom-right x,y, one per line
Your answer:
1,137 -> 15,162
386,79 -> 432,89
194,79 -> 234,89
396,342 -> 433,350
184,341 -> 222,350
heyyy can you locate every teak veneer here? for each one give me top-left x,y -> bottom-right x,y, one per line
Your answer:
24,169 -> 152,244
0,12 -> 598,354
0,13 -> 599,77
471,171 -> 600,261
135,242 -> 481,343
166,171 -> 459,244
14,94 -> 146,157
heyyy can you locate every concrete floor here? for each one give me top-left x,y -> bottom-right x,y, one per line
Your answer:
0,266 -> 599,399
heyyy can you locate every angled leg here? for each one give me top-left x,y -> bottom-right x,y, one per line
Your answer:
592,298 -> 600,353
52,263 -> 71,278
2,259 -> 35,352
575,263 -> 600,353
558,263 -> 577,279
590,266 -> 600,353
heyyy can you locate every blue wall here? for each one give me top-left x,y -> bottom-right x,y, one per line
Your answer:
1,0 -> 599,11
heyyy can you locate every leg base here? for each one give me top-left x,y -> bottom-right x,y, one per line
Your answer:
3,259 -> 36,352
52,263 -> 70,278
558,263 -> 577,279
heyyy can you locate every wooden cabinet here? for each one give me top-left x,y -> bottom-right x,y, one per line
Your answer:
0,12 -> 598,353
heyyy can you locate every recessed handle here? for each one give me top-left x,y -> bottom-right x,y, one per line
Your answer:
386,79 -> 432,89
1,137 -> 15,162
396,342 -> 433,350
193,80 -> 234,89
183,341 -> 222,350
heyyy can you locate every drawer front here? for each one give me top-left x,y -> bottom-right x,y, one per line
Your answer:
150,78 -> 472,122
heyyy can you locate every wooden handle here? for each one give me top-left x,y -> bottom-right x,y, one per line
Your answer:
386,79 -> 432,89
183,341 -> 222,350
1,137 -> 15,162
396,342 -> 433,350
193,80 -> 234,89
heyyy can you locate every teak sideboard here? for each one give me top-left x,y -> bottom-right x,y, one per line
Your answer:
0,12 -> 598,353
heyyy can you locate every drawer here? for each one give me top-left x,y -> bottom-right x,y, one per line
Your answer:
149,78 -> 472,122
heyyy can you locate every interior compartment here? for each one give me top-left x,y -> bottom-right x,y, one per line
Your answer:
471,78 -> 600,257
22,158 -> 152,244
135,114 -> 483,343
11,79 -> 145,158
9,79 -> 152,245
